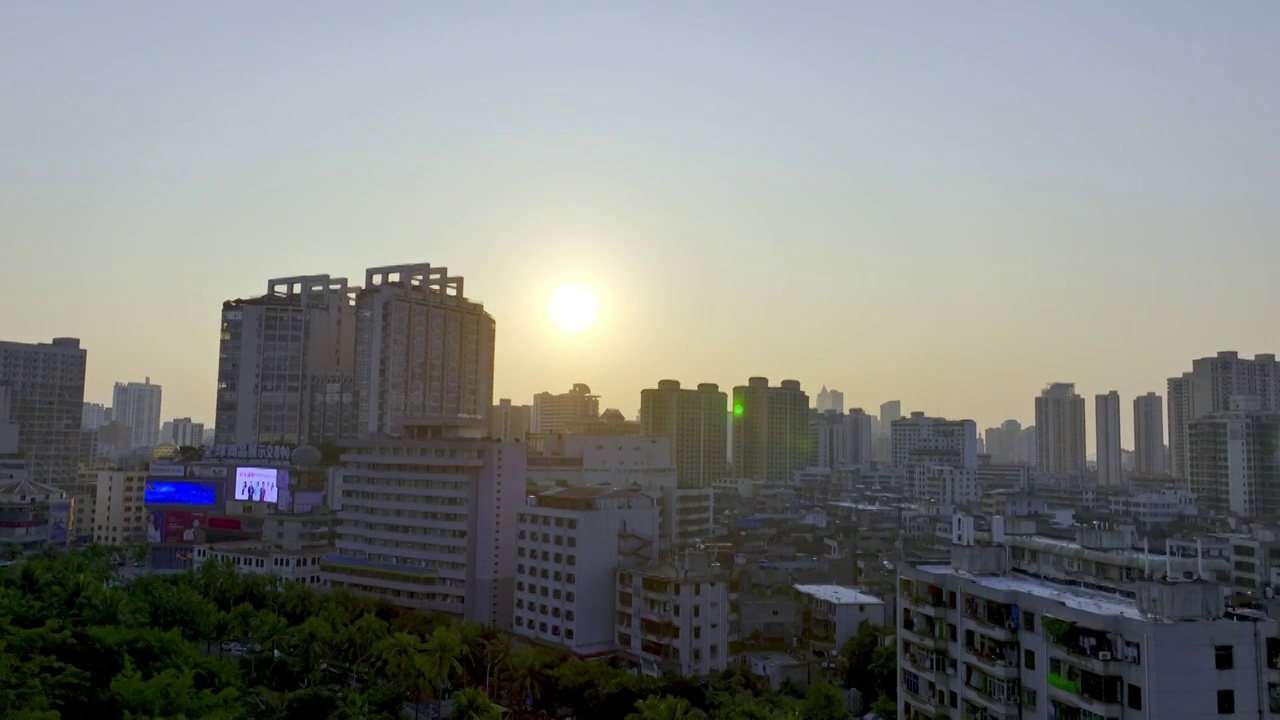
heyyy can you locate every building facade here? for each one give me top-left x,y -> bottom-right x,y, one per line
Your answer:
215,275 -> 357,446
354,264 -> 495,436
1133,392 -> 1166,476
165,417 -> 205,448
1095,391 -> 1122,487
1168,351 -> 1280,479
1187,398 -> 1280,517
891,413 -> 979,470
0,338 -> 87,488
816,387 -> 845,414
616,554 -> 730,677
92,470 -> 148,546
532,384 -> 600,434
731,378 -> 810,484
640,380 -> 728,489
112,378 -> 163,450
489,398 -> 532,443
322,418 -> 524,627
513,486 -> 660,656
1035,383 -> 1086,476
899,544 -> 1280,720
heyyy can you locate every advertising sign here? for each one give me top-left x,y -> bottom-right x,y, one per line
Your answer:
148,463 -> 187,477
163,511 -> 208,544
188,465 -> 229,479
146,510 -> 164,543
144,480 -> 218,506
204,443 -> 292,462
234,467 -> 279,503
47,501 -> 70,544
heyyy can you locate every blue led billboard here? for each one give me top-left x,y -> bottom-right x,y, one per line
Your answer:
144,480 -> 217,506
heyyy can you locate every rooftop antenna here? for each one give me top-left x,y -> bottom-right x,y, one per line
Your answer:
1143,537 -> 1150,579
1196,537 -> 1204,580
1165,539 -> 1173,580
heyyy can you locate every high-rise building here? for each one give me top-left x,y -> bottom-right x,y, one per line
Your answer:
1035,383 -> 1086,475
489,398 -> 532,442
1018,425 -> 1038,467
879,399 -> 902,461
165,417 -> 205,447
1188,396 -> 1280,517
1167,351 -> 1280,479
0,337 -> 86,487
81,402 -> 107,430
983,419 -> 1023,464
355,264 -> 495,436
1133,392 -> 1166,476
215,275 -> 357,446
731,378 -> 810,483
323,417 -> 525,626
890,413 -> 978,470
112,378 -> 163,449
809,409 -> 847,471
532,384 -> 599,434
307,372 -> 359,445
816,386 -> 844,414
639,380 -> 727,488
891,412 -> 979,504
1095,391 -> 1122,487
844,408 -> 875,468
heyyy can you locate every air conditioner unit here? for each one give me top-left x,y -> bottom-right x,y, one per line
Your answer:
1097,651 -> 1113,661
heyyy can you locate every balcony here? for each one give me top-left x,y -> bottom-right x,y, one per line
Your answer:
1046,668 -> 1123,716
901,617 -> 949,651
905,591 -> 950,618
905,648 -> 951,685
903,687 -> 945,718
1044,619 -> 1124,674
963,682 -> 1019,716
963,643 -> 1019,679
963,598 -> 1016,641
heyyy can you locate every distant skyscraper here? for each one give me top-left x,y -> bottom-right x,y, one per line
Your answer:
731,378 -> 810,483
810,409 -> 846,470
489,398 -> 532,442
165,417 -> 205,447
532,384 -> 600,433
983,419 -> 1023,464
1188,396 -> 1280,516
1167,351 -> 1280,479
640,380 -> 727,488
355,264 -> 495,435
1133,392 -> 1166,476
0,337 -> 86,486
81,402 -> 106,430
816,386 -> 844,414
844,408 -> 875,468
1018,426 -> 1038,467
112,378 -> 163,449
1095,391 -> 1122,487
890,412 -> 978,470
216,275 -> 357,446
1035,383 -> 1086,475
879,400 -> 901,461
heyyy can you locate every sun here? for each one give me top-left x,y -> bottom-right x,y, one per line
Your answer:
548,284 -> 599,333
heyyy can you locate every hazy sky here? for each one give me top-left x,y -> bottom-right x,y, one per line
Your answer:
4,2 -> 1278,450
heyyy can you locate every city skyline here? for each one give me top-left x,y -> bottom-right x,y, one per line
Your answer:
6,4 -> 1279,452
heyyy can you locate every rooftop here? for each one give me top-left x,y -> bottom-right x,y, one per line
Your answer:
916,564 -> 1148,620
793,584 -> 884,605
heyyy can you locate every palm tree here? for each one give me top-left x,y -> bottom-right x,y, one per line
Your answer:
449,687 -> 506,719
497,647 -> 547,710
419,625 -> 465,695
625,696 -> 708,720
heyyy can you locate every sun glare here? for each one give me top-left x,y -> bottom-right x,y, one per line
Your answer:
548,284 -> 599,334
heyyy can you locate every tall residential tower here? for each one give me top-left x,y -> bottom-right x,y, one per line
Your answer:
640,380 -> 727,488
0,337 -> 86,487
731,378 -> 810,483
1133,392 -> 1166,475
1095,391 -> 1122,486
1035,382 -> 1086,476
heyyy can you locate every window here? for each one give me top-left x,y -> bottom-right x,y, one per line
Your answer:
1022,612 -> 1035,632
1218,690 -> 1234,714
1021,688 -> 1037,709
1023,649 -> 1035,670
694,627 -> 702,640
1216,645 -> 1234,670
1128,684 -> 1142,710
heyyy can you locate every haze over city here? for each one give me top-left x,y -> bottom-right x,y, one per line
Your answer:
5,2 -> 1279,448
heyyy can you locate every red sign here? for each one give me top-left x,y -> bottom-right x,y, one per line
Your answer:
164,511 -> 208,544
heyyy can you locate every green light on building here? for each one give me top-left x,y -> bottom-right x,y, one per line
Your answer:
733,403 -> 744,417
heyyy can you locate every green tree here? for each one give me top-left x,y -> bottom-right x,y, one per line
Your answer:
625,695 -> 708,720
449,687 -> 506,719
799,683 -> 851,720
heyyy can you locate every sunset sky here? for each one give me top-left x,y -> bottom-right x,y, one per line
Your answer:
4,2 -> 1278,450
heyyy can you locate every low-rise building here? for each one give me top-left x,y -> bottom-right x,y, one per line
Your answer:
194,541 -> 329,585
793,584 -> 887,653
92,469 -> 147,546
616,552 -> 730,677
512,486 -> 659,656
0,467 -> 71,554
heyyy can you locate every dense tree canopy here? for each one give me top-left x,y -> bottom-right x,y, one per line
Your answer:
0,549 -> 887,719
